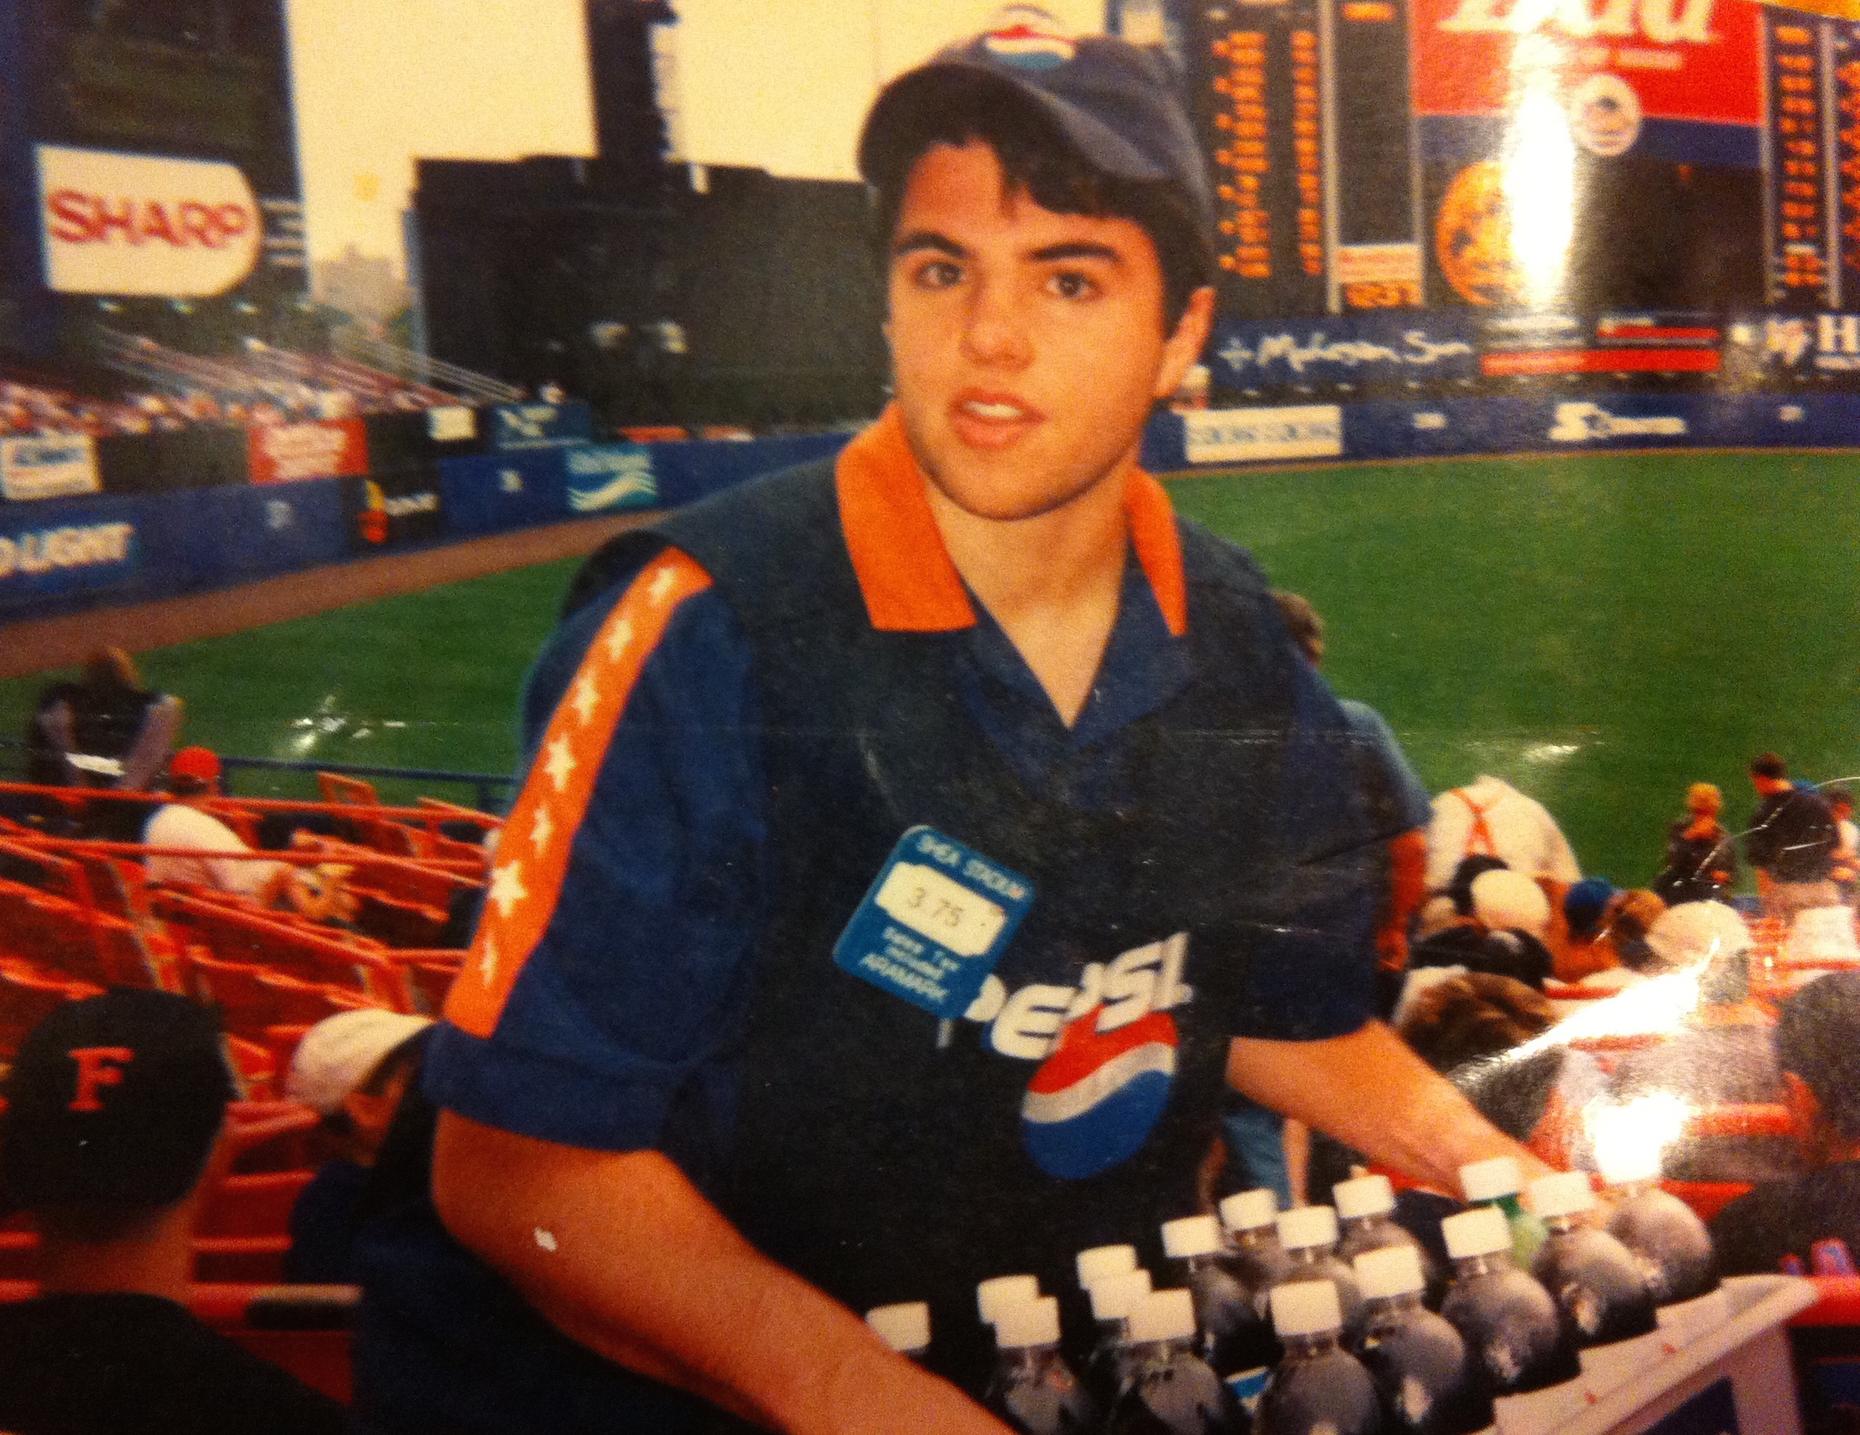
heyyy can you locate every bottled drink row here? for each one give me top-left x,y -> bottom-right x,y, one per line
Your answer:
866,1154 -> 1727,1435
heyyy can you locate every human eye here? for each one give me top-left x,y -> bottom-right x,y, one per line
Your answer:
908,258 -> 963,290
1045,269 -> 1100,301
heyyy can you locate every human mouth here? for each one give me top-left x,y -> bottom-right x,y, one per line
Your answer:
949,391 -> 1044,448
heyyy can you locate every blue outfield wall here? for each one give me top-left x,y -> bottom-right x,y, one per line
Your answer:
3,391 -> 1856,625
0,425 -> 853,623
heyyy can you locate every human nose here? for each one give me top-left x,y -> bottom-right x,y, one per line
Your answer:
958,277 -> 1032,369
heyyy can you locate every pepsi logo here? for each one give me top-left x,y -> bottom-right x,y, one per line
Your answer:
1020,1006 -> 1178,1180
982,5 -> 1077,68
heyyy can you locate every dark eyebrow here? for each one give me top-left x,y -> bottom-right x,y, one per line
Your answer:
891,230 -> 964,260
1029,242 -> 1124,265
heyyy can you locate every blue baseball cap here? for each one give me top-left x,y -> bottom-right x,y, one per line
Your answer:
857,11 -> 1213,229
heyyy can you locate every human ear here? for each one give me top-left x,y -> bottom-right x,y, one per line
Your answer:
1153,285 -> 1216,402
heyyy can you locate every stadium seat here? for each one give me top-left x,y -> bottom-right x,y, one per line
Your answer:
0,961 -> 102,1056
1662,1179 -> 1752,1224
198,1170 -> 315,1238
224,1100 -> 320,1174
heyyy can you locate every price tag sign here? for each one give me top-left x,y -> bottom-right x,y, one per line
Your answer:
833,826 -> 1034,1020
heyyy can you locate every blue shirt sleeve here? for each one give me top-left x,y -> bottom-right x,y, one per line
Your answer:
1340,697 -> 1433,836
424,557 -> 767,1166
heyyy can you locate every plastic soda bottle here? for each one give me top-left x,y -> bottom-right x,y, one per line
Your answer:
1354,1244 -> 1494,1435
1526,1174 -> 1657,1359
1335,1175 -> 1441,1307
865,1302 -> 931,1363
1458,1157 -> 1546,1271
1084,1269 -> 1155,1409
1219,1189 -> 1296,1303
1257,1279 -> 1383,1435
1596,1145 -> 1720,1310
1272,1205 -> 1367,1346
1438,1208 -> 1581,1424
1103,1288 -> 1250,1435
983,1295 -> 1099,1435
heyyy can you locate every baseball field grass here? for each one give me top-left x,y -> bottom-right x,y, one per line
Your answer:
3,447 -> 1857,887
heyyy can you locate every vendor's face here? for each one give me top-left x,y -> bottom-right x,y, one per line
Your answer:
885,140 -> 1211,522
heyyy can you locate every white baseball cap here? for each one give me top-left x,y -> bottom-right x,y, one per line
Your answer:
285,1009 -> 432,1116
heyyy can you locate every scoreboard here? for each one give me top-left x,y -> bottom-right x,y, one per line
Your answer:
1112,0 -> 1846,321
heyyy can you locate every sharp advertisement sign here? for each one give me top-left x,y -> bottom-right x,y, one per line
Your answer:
35,145 -> 263,298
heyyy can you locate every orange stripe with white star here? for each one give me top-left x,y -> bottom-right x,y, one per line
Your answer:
445,550 -> 714,1037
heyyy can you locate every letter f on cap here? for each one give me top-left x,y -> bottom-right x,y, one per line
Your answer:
68,1046 -> 134,1112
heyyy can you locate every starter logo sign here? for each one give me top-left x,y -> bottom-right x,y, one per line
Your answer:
0,435 -> 100,501
1548,402 -> 1689,442
36,146 -> 262,297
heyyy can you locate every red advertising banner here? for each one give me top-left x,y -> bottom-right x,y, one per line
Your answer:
1411,0 -> 1763,125
247,419 -> 370,485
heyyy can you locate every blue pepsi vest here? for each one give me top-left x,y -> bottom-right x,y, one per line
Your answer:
572,459 -> 1376,1394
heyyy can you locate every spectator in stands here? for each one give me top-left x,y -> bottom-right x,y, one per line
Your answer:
1557,885 -> 1667,988
26,646 -> 183,795
1745,753 -> 1840,922
1406,862 -> 1557,994
0,990 -> 352,1434
1652,782 -> 1738,908
284,1011 -> 434,1285
1711,972 -> 1860,1275
142,747 -> 355,924
1425,773 -> 1582,894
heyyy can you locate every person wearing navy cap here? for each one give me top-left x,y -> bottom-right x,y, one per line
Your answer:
366,13 -> 1549,1434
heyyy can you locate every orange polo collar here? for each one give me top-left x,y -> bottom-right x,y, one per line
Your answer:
834,405 -> 1189,637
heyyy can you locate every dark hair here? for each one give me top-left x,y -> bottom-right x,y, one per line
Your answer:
1271,591 -> 1324,666
1777,972 -> 1860,1143
1398,971 -> 1562,1142
1750,752 -> 1787,780
865,80 -> 1215,332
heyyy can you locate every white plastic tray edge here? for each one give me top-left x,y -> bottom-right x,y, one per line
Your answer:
1552,1274 -> 1817,1435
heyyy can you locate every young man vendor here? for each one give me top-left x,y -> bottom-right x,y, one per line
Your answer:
361,19 -> 1548,1434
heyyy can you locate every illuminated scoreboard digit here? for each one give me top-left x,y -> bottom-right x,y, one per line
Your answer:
1834,26 -> 1860,299
1765,14 -> 1833,309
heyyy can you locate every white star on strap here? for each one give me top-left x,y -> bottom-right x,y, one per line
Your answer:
543,735 -> 577,793
477,935 -> 500,983
603,616 -> 635,662
488,860 -> 529,919
529,804 -> 555,855
647,564 -> 679,605
569,672 -> 601,725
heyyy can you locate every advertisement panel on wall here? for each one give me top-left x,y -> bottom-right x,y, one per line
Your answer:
438,450 -> 571,534
489,401 -> 595,451
564,443 -> 658,514
248,419 -> 370,485
34,144 -> 263,298
0,497 -> 140,611
0,433 -> 99,501
345,468 -> 445,552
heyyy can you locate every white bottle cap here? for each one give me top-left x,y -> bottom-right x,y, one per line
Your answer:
1161,1214 -> 1224,1259
1354,1244 -> 1426,1301
1276,1204 -> 1340,1251
995,1296 -> 1062,1350
1269,1279 -> 1344,1338
977,1274 -> 1040,1325
1077,1244 -> 1139,1289
1221,1187 -> 1279,1233
1596,1142 -> 1662,1188
1088,1269 -> 1154,1323
1460,1155 -> 1524,1204
1442,1206 -> 1512,1260
1528,1171 -> 1598,1221
1333,1174 -> 1396,1220
1127,1288 -> 1198,1345
865,1302 -> 930,1354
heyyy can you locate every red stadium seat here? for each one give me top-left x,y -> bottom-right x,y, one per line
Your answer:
198,1170 -> 314,1238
